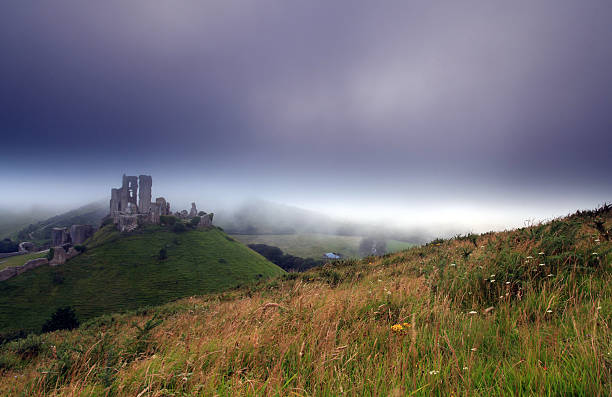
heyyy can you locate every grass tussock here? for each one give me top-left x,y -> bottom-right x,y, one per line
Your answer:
0,206 -> 610,396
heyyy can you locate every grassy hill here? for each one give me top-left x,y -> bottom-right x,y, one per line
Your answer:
0,205 -> 610,395
0,225 -> 284,338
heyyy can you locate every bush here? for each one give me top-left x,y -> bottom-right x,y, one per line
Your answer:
0,238 -> 19,253
41,307 -> 79,333
172,223 -> 187,233
46,248 -> 55,261
160,215 -> 177,226
74,245 -> 87,253
101,217 -> 114,227
190,216 -> 201,228
158,247 -> 168,260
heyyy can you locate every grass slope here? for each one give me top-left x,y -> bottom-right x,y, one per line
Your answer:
0,206 -> 610,395
0,225 -> 284,337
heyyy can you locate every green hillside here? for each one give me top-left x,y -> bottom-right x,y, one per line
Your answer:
0,225 -> 284,337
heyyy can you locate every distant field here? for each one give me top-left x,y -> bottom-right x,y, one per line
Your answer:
231,233 -> 415,258
0,251 -> 47,270
231,233 -> 363,258
386,239 -> 415,253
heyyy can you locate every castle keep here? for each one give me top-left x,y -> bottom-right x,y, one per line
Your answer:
109,174 -> 213,232
110,174 -> 171,231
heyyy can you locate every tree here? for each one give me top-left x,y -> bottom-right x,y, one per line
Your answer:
0,238 -> 19,253
41,307 -> 79,333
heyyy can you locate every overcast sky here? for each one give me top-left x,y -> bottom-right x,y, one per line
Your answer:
1,1 -> 611,233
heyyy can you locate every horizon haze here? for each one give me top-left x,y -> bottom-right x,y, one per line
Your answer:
1,1 -> 611,235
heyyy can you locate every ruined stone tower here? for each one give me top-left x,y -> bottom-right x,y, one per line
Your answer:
110,174 -> 170,231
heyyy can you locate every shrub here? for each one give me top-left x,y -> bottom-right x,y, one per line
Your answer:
190,216 -> 201,228
158,247 -> 168,260
41,307 -> 79,333
172,223 -> 187,233
46,248 -> 55,261
100,217 -> 114,227
74,245 -> 87,253
0,238 -> 19,253
160,215 -> 177,226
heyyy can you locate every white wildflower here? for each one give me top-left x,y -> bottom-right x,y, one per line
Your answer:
539,263 -> 545,267
505,281 -> 511,285
546,309 -> 552,313
547,274 -> 553,277
468,310 -> 477,315
429,370 -> 439,375
538,252 -> 545,255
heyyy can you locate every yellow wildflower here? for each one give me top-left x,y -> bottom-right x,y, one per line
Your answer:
391,323 -> 411,335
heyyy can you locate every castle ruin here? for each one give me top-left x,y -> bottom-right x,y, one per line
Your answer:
110,174 -> 171,232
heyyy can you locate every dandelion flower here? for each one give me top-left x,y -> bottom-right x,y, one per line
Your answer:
391,324 -> 409,335
468,310 -> 477,315
402,322 -> 411,328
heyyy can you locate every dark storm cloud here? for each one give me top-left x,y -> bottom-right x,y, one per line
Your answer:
1,1 -> 611,224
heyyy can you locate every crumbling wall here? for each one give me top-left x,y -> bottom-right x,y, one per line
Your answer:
0,258 -> 49,281
70,225 -> 94,245
138,175 -> 152,214
199,213 -> 214,227
120,174 -> 138,212
189,202 -> 198,217
51,228 -> 71,247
